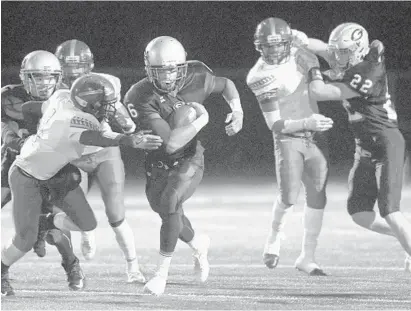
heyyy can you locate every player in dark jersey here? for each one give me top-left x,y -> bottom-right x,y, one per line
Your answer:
1,50 -> 87,294
300,22 -> 411,270
124,36 -> 244,295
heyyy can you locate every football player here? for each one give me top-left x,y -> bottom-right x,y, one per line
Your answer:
303,22 -> 411,270
1,50 -> 92,291
34,39 -> 145,284
1,73 -> 162,296
124,36 -> 244,296
246,17 -> 333,276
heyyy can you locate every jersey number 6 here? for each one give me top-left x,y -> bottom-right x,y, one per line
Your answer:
350,74 -> 373,93
127,103 -> 138,118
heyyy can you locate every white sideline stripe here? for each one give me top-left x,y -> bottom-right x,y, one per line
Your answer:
16,289 -> 411,304
15,261 -> 405,271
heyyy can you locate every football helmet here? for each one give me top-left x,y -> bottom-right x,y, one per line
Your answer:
254,17 -> 293,65
70,73 -> 117,121
19,50 -> 62,100
55,39 -> 94,87
328,22 -> 369,70
144,36 -> 188,93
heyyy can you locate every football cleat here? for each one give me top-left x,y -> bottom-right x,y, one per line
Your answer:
263,253 -> 279,269
294,256 -> 327,276
143,274 -> 167,296
62,257 -> 86,291
193,234 -> 211,283
405,255 -> 411,273
33,214 -> 49,257
1,272 -> 15,296
81,231 -> 96,260
126,258 -> 146,283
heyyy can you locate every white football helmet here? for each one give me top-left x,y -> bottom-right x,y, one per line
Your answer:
19,50 -> 62,100
144,36 -> 188,93
328,22 -> 369,70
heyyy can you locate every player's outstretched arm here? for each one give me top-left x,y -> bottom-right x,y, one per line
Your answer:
211,77 -> 244,136
308,67 -> 360,101
77,130 -> 162,149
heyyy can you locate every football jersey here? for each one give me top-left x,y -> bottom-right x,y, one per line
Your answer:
124,61 -> 215,161
14,89 -> 101,180
1,84 -> 32,142
246,48 -> 320,124
327,45 -> 398,138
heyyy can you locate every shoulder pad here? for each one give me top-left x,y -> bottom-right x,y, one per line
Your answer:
186,60 -> 214,74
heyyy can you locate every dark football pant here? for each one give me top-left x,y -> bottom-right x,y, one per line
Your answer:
145,144 -> 205,254
347,128 -> 405,218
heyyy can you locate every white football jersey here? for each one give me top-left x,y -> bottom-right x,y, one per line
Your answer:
247,48 -> 320,121
15,89 -> 101,180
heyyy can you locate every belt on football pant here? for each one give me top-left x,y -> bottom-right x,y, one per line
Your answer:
149,159 -> 180,170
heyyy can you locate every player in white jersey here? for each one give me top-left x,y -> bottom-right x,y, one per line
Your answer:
1,73 -> 163,296
246,18 -> 334,275
34,39 -> 145,283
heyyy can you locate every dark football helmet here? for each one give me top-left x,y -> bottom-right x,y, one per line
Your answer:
70,73 -> 116,121
254,17 -> 293,65
55,39 -> 94,87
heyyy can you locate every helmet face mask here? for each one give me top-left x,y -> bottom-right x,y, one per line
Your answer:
254,18 -> 293,65
55,40 -> 94,88
144,36 -> 188,93
328,23 -> 370,70
20,50 -> 62,100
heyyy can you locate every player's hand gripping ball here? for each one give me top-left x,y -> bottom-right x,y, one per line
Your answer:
168,104 -> 198,129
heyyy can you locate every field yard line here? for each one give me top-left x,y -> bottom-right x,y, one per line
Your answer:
14,261 -> 405,271
16,289 -> 411,304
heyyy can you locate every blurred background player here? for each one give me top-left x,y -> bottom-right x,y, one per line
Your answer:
1,73 -> 162,296
1,50 -> 89,291
246,17 -> 333,276
33,39 -> 145,283
124,36 -> 244,295
304,22 -> 411,271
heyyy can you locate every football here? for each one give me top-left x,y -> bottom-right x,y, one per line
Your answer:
168,104 -> 197,129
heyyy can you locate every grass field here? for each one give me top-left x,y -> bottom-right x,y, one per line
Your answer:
1,177 -> 411,310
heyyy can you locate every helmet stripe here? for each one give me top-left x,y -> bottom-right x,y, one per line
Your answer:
70,39 -> 77,57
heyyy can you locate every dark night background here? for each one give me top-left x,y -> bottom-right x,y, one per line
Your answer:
2,1 -> 411,179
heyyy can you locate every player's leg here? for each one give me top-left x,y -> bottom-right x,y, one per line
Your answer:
2,165 -> 43,295
94,147 -> 144,283
297,136 -> 328,276
263,137 -> 304,269
144,144 -> 207,295
348,145 -> 394,235
378,130 -> 411,256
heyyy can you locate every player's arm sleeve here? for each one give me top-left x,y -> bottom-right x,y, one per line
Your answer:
208,75 -> 243,114
308,67 -> 361,101
70,128 -> 124,147
113,101 -> 137,134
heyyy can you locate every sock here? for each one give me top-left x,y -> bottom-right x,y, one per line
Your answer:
53,212 -> 81,231
155,252 -> 172,279
300,205 -> 324,261
1,242 -> 26,267
46,229 -> 76,264
179,214 -> 195,243
111,219 -> 137,262
265,198 -> 291,254
160,213 -> 182,253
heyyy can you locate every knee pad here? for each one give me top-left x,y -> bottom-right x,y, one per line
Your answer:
351,211 -> 376,228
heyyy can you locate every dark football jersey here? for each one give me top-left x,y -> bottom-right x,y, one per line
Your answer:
338,47 -> 398,139
1,84 -> 32,144
124,61 -> 216,162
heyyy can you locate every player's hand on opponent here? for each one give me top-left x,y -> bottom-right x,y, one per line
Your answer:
120,130 -> 163,150
225,111 -> 243,136
291,29 -> 309,48
304,113 -> 333,132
